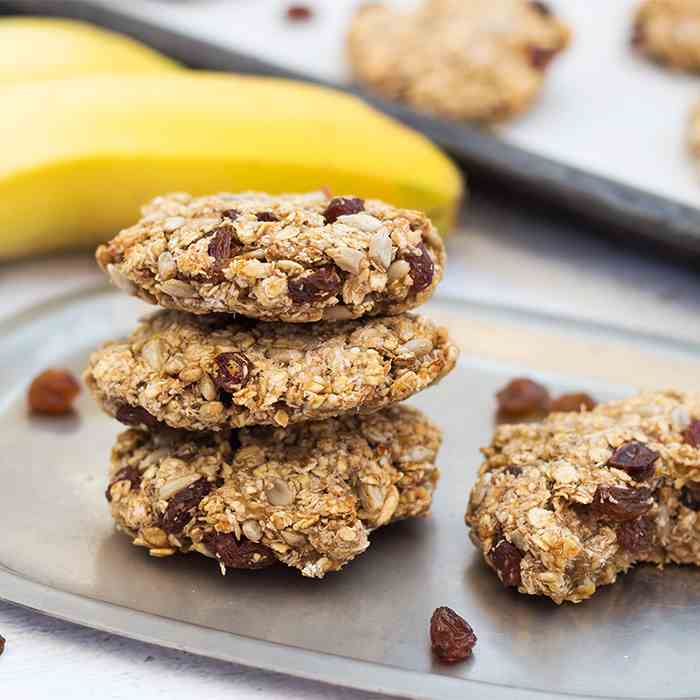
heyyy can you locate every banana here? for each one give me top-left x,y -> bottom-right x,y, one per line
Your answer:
0,72 -> 463,259
0,16 -> 178,83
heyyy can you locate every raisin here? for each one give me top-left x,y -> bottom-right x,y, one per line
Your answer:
323,196 -> 364,223
504,465 -> 522,476
430,607 -> 476,663
115,404 -> 160,429
631,20 -> 644,48
286,4 -> 313,21
256,211 -> 278,222
105,466 -> 142,502
590,485 -> 653,522
549,392 -> 596,413
212,352 -> 253,392
680,482 -> 700,511
161,478 -> 213,534
496,378 -> 550,417
288,266 -> 341,304
617,517 -> 654,553
203,532 -> 276,569
607,441 -> 658,481
402,242 -> 434,293
528,46 -> 557,70
530,0 -> 552,15
0,634 -> 5,656
208,225 -> 236,264
28,368 -> 80,415
489,538 -> 522,587
682,419 -> 700,447
221,209 -> 239,221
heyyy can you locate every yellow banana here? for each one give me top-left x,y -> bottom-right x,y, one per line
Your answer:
0,73 -> 463,259
0,16 -> 178,83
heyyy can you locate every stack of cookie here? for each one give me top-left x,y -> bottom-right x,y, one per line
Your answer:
85,191 -> 458,578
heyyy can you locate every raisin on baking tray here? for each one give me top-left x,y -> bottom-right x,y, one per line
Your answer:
0,634 -> 5,656
323,196 -> 364,223
161,478 -> 214,534
256,211 -> 278,222
288,266 -> 341,303
286,4 -> 313,21
430,607 -> 476,663
549,392 -> 596,413
496,377 -> 549,417
590,485 -> 653,522
607,441 -> 659,481
403,242 -> 434,293
203,532 -> 276,569
28,368 -> 80,415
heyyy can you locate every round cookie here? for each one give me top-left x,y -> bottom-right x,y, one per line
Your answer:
633,0 -> 700,71
347,0 -> 570,123
466,390 -> 700,604
96,190 -> 445,322
106,405 -> 442,578
85,310 -> 458,431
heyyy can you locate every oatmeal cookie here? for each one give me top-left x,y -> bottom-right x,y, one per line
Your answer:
466,391 -> 700,604
96,190 -> 445,322
85,310 -> 458,431
347,0 -> 570,123
633,0 -> 700,71
106,405 -> 441,577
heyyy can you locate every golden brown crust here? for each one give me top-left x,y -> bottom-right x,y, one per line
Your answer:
85,310 -> 459,431
466,391 -> 700,603
107,405 -> 442,577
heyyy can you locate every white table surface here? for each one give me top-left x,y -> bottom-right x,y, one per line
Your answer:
2,188 -> 700,697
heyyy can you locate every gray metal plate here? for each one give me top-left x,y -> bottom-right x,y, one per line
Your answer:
1,287 -> 699,700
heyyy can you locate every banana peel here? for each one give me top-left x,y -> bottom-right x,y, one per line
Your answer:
0,16 -> 178,83
0,73 -> 464,259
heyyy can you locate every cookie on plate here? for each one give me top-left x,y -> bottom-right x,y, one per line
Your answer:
85,310 -> 458,431
96,191 -> 445,322
633,0 -> 700,71
466,391 -> 700,604
106,405 -> 441,578
347,0 -> 570,123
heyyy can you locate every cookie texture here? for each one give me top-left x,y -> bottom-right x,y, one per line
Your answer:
466,391 -> 700,604
106,405 -> 442,578
85,310 -> 458,431
347,0 -> 570,123
96,190 -> 445,322
633,0 -> 700,71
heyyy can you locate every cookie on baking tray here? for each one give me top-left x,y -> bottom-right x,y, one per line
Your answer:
106,405 -> 442,578
96,190 -> 445,322
633,0 -> 700,71
466,391 -> 700,603
347,0 -> 570,123
85,309 -> 458,432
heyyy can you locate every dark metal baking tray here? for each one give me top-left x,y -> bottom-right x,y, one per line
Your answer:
3,0 -> 700,262
2,286 -> 700,700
